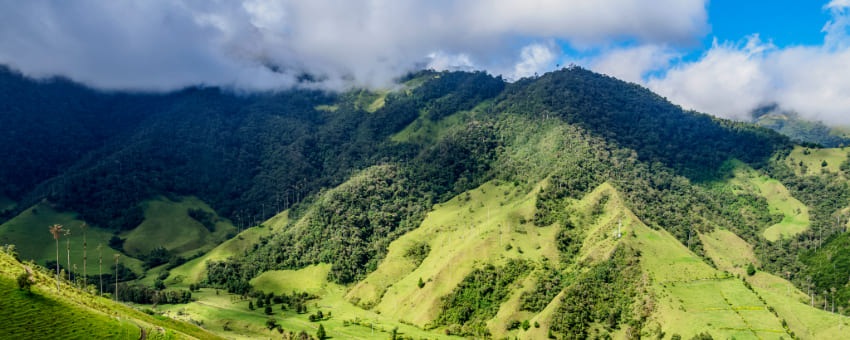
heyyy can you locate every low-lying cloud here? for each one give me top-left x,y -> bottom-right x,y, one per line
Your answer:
0,0 -> 707,91
614,1 -> 850,126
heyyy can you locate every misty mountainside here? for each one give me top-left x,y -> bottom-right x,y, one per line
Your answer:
2,65 -> 850,339
751,105 -> 850,148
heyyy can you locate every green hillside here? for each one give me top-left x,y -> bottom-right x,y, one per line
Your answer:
0,246 -> 224,339
0,202 -> 144,275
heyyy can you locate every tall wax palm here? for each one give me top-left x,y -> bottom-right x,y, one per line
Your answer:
97,244 -> 103,296
48,224 -> 65,292
114,253 -> 120,301
65,229 -> 71,282
81,222 -> 88,289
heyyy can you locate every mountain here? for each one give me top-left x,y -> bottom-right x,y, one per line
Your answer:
751,106 -> 850,147
2,66 -> 849,339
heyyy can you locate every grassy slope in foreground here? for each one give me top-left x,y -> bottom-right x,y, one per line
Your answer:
0,248 -> 224,340
0,202 -> 144,274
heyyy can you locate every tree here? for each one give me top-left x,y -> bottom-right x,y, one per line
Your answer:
264,305 -> 273,315
522,319 -> 531,330
48,224 -> 65,292
97,244 -> 103,296
248,301 -> 254,310
418,277 -> 425,288
746,263 -> 756,276
81,222 -> 88,289
154,279 -> 165,290
114,253 -> 120,301
265,318 -> 278,337
65,229 -> 71,283
17,271 -> 33,294
316,324 -> 326,340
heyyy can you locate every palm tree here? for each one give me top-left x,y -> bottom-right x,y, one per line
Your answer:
49,224 -> 65,292
81,222 -> 88,289
114,253 -> 120,301
65,229 -> 71,282
97,244 -> 103,297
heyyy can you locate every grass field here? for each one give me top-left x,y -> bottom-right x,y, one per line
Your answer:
166,211 -> 289,286
0,202 -> 144,275
0,248 -> 224,340
787,145 -> 850,176
122,196 -> 236,258
726,160 -> 810,241
701,229 -> 758,276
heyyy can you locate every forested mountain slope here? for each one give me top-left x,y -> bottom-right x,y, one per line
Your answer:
3,65 -> 850,339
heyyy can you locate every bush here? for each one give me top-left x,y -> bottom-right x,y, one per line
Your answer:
746,263 -> 756,276
418,277 -> 425,289
521,320 -> 531,331
16,272 -> 33,293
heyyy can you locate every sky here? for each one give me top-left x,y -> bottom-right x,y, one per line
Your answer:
0,0 -> 848,125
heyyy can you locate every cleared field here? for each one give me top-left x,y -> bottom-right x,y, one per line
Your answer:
167,210 -> 288,286
122,196 -> 236,258
0,202 -> 144,274
787,145 -> 850,175
726,160 -> 810,241
701,229 -> 758,275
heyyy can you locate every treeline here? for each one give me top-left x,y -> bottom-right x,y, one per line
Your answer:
116,283 -> 192,304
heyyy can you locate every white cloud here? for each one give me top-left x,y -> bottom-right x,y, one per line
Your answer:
511,42 -> 560,79
644,4 -> 850,126
592,45 -> 679,84
0,0 -> 708,91
646,36 -> 774,121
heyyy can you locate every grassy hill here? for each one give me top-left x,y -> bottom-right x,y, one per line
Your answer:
0,202 -> 144,274
724,160 -> 810,241
121,196 -> 236,258
0,247 -> 224,339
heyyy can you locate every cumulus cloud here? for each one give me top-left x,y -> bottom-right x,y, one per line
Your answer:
643,3 -> 850,126
0,0 -> 708,91
592,45 -> 679,84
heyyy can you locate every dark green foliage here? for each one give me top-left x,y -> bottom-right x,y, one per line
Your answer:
506,320 -> 521,330
689,332 -> 714,340
746,263 -> 756,276
265,318 -> 278,331
141,247 -> 171,269
16,272 -> 32,293
434,259 -> 531,336
521,320 -> 530,331
405,242 -> 430,267
187,208 -> 217,232
153,279 -> 165,290
420,71 -> 505,121
520,262 -> 566,312
115,284 -> 191,304
248,301 -> 254,310
256,298 -> 264,308
418,277 -> 425,289
316,324 -> 326,340
264,305 -> 272,315
671,335 -> 682,340
549,246 -> 643,339
107,236 -> 125,252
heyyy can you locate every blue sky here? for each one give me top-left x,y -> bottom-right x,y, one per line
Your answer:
0,0 -> 848,124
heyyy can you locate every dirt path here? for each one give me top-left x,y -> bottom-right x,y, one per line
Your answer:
138,325 -> 147,340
